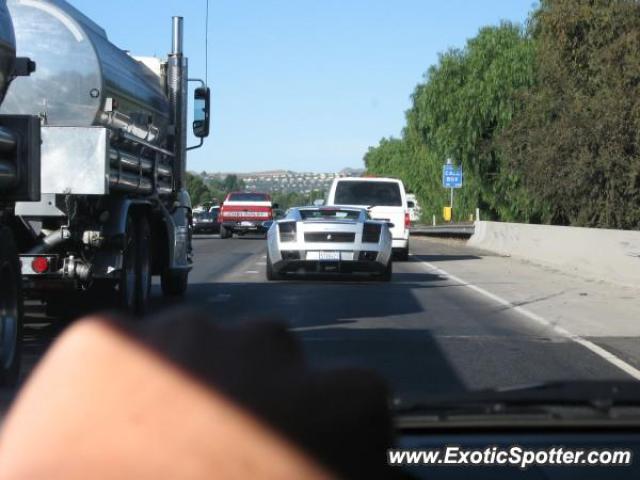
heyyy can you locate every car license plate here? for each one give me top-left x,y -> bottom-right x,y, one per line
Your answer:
241,221 -> 255,227
319,251 -> 340,261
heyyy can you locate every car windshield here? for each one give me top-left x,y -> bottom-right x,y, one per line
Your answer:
298,209 -> 361,220
334,181 -> 402,207
227,193 -> 270,202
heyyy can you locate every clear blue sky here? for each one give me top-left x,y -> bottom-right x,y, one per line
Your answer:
71,0 -> 535,173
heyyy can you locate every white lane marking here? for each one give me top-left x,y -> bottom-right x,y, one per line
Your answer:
256,262 -> 267,266
419,260 -> 640,381
245,270 -> 259,274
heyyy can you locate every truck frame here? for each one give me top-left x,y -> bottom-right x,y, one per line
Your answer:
0,0 -> 211,383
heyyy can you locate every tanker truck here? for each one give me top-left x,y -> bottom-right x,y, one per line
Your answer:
0,0 -> 39,385
0,0 -> 210,322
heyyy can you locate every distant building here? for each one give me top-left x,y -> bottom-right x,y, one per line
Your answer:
196,168 -> 364,195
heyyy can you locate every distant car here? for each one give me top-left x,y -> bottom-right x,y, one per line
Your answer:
326,177 -> 411,260
192,208 -> 220,234
266,206 -> 393,281
219,192 -> 276,238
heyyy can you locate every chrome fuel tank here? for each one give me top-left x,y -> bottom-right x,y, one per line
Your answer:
0,0 -> 169,144
0,0 -> 16,105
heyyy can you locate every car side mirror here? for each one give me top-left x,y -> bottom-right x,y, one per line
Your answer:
193,87 -> 211,138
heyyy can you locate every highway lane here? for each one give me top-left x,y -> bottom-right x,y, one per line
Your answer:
181,235 -> 632,402
1,233 -> 636,415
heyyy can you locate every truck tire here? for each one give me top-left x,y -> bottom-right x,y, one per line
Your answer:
0,227 -> 22,387
118,214 -> 138,312
161,270 -> 188,296
219,225 -> 232,239
135,215 -> 152,315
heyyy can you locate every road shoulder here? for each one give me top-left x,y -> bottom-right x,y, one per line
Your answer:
411,236 -> 640,372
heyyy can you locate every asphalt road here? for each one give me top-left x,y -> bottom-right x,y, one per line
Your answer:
1,234 -> 637,414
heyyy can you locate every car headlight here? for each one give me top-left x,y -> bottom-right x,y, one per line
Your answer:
278,222 -> 297,242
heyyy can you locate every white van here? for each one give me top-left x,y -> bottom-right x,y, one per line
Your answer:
326,177 -> 410,260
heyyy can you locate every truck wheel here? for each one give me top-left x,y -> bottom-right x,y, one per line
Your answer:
118,215 -> 138,312
219,225 -> 232,239
0,227 -> 22,386
161,270 -> 188,296
135,215 -> 152,315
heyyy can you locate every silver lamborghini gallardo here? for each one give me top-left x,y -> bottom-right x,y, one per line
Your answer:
266,207 -> 393,281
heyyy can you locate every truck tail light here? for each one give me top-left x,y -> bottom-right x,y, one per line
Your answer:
404,212 -> 411,229
31,257 -> 50,274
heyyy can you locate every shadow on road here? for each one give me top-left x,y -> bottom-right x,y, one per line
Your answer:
2,266 -> 464,411
182,277 -> 441,324
300,327 -> 466,398
391,272 -> 448,283
177,279 -> 468,398
412,254 -> 482,263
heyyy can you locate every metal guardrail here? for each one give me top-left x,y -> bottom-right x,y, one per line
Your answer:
410,223 -> 475,237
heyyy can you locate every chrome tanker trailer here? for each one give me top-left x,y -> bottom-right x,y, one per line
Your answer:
0,0 -> 210,319
0,0 -> 40,385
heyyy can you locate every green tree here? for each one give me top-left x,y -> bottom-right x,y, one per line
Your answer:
365,23 -> 535,223
364,138 -> 409,179
268,190 -> 327,210
501,0 -> 640,228
222,174 -> 246,192
186,172 -> 212,206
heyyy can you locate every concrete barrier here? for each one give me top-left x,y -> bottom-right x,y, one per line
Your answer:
468,221 -> 640,288
411,224 -> 475,237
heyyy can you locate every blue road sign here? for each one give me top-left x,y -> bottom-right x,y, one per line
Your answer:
442,164 -> 463,188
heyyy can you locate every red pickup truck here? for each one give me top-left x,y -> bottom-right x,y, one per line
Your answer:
219,192 -> 277,238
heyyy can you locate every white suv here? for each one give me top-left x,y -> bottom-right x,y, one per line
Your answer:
326,177 -> 410,260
